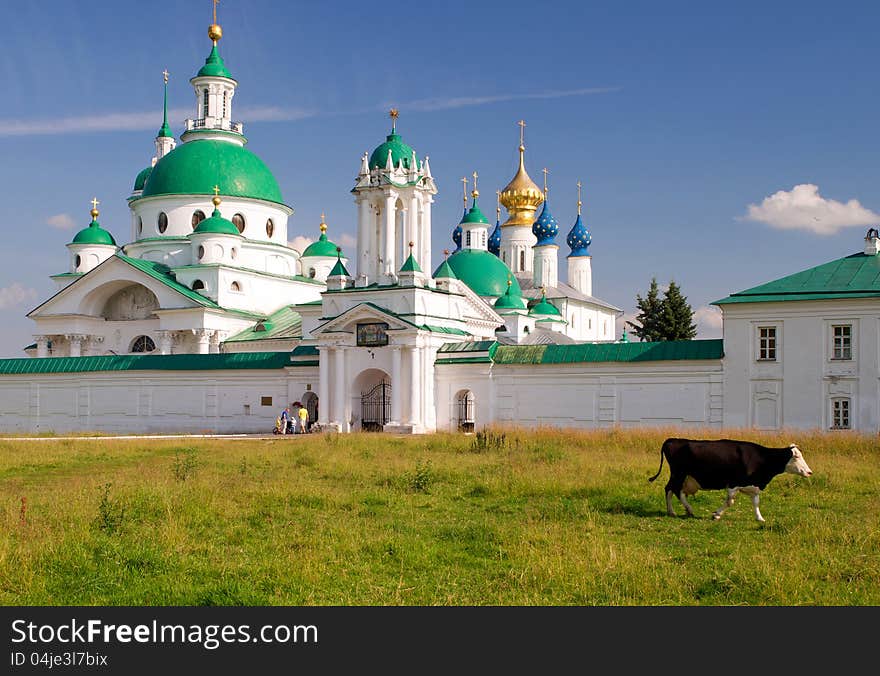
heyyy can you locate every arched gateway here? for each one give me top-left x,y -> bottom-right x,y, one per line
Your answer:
352,369 -> 391,432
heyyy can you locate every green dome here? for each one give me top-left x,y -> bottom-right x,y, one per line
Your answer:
141,140 -> 284,204
529,295 -> 562,317
461,198 -> 490,225
494,282 -> 526,310
72,219 -> 116,246
434,249 -> 521,298
197,44 -> 234,79
301,233 -> 341,258
369,132 -> 415,170
192,208 -> 241,236
133,166 -> 153,191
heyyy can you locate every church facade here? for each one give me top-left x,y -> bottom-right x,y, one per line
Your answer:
2,14 -> 878,435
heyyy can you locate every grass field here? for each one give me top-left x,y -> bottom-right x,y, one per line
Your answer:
1,427 -> 878,606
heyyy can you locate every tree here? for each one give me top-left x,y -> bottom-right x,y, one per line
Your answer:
658,280 -> 697,340
627,277 -> 664,342
627,278 -> 697,342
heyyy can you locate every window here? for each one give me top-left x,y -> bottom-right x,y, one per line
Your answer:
501,251 -> 506,263
519,250 -> 525,271
758,326 -> 777,361
481,231 -> 487,248
202,88 -> 209,118
832,325 -> 852,360
137,216 -> 143,235
75,254 -> 81,269
157,212 -> 168,234
831,398 -> 851,430
222,91 -> 228,118
261,396 -> 273,407
230,281 -> 241,291
198,245 -> 205,260
192,210 -> 206,229
465,231 -> 471,247
266,219 -> 275,238
231,247 -> 238,260
232,213 -> 245,233
130,335 -> 156,353
308,267 -> 316,279
192,279 -> 205,291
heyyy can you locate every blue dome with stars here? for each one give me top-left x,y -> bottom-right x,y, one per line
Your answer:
532,199 -> 558,246
566,214 -> 591,257
488,219 -> 501,256
452,207 -> 465,251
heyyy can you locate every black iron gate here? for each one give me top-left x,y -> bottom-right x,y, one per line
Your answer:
361,380 -> 391,432
457,391 -> 475,432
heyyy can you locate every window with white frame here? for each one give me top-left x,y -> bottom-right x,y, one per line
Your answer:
831,324 -> 852,360
757,326 -> 777,361
831,397 -> 851,429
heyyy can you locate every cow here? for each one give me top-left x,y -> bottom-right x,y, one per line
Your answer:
648,438 -> 813,522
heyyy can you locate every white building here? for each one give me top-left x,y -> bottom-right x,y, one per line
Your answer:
0,11 -> 875,435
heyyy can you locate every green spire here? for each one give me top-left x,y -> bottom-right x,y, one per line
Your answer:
157,70 -> 173,138
329,249 -> 350,277
432,250 -> 457,280
197,44 -> 233,79
400,242 -> 422,273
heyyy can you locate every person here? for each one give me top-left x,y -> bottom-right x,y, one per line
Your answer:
280,407 -> 291,435
297,403 -> 309,434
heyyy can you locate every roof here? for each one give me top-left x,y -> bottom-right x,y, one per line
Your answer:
514,274 -> 621,312
302,232 -> 341,258
0,351 -> 295,376
72,219 -> 116,246
532,199 -> 559,246
433,258 -> 457,279
225,305 -> 303,343
329,257 -> 350,277
116,254 -> 221,308
713,251 -> 880,305
197,44 -> 234,79
400,253 -> 422,273
141,139 -> 284,205
369,131 -> 415,170
435,249 -> 521,297
566,213 -> 591,257
461,198 -> 490,225
192,208 -> 241,235
491,339 -> 724,364
133,166 -> 153,192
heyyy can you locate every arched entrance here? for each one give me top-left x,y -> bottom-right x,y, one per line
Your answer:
456,389 -> 475,432
301,391 -> 318,432
353,368 -> 391,432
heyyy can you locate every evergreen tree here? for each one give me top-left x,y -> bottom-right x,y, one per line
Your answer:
658,280 -> 697,340
627,277 -> 664,342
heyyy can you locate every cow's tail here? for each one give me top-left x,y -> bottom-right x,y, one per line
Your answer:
648,441 -> 667,482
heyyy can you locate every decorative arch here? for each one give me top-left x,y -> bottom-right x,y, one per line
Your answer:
455,389 -> 475,432
352,368 -> 391,432
93,283 -> 160,320
130,335 -> 156,353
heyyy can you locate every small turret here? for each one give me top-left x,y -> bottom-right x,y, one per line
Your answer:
67,198 -> 118,274
566,180 -> 593,296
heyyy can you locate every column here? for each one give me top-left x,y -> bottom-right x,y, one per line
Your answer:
194,329 -> 210,354
384,194 -> 396,277
389,346 -> 402,425
409,195 -> 419,267
421,197 -> 432,276
209,331 -> 222,354
35,336 -> 48,358
67,334 -> 84,358
332,346 -> 345,427
86,335 -> 104,357
408,344 -> 420,427
318,347 -> 329,425
357,197 -> 371,280
156,331 -> 173,355
424,345 -> 436,431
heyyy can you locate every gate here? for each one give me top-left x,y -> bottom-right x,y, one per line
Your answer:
457,390 -> 475,432
361,380 -> 391,432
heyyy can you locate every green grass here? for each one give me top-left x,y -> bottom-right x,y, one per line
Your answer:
1,427 -> 878,606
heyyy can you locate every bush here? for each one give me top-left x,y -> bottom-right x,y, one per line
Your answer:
94,483 -> 126,534
172,448 -> 199,482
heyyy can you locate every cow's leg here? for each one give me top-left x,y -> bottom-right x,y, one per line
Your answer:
737,486 -> 764,522
664,474 -> 686,516
712,488 -> 738,520
677,490 -> 696,517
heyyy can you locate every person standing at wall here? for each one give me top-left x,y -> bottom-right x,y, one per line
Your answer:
298,403 -> 309,434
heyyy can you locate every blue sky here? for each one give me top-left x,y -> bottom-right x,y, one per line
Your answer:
1,0 -> 879,356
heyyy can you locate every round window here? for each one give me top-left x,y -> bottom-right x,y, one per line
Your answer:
158,212 -> 168,233
266,219 -> 275,238
192,210 -> 206,229
232,213 -> 245,233
198,245 -> 205,260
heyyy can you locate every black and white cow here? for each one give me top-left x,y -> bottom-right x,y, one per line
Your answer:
648,438 -> 813,522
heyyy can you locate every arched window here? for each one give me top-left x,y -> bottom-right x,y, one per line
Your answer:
222,91 -> 228,119
192,279 -> 205,291
519,250 -> 525,271
231,248 -> 238,260
456,390 -> 475,433
232,213 -> 245,233
157,212 -> 168,234
202,88 -> 210,118
192,210 -> 206,228
130,335 -> 156,353
308,267 -> 317,279
230,281 -> 241,292
481,231 -> 487,248
466,231 -> 472,247
137,216 -> 143,235
502,251 -> 506,263
197,245 -> 205,260
266,219 -> 274,238
75,254 -> 82,269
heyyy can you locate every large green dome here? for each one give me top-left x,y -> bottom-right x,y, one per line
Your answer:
369,132 -> 415,170
433,249 -> 521,298
141,140 -> 285,204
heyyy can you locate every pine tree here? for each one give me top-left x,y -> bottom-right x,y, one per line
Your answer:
627,277 -> 664,342
658,280 -> 697,340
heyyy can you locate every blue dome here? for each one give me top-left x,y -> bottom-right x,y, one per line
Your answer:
452,207 -> 465,251
488,219 -> 501,256
567,214 -> 592,257
532,199 -> 559,246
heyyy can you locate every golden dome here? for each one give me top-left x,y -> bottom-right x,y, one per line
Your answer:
499,145 -> 544,226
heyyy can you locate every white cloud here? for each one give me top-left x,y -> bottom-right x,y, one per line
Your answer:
743,184 -> 880,235
0,283 -> 38,310
337,233 -> 357,248
288,236 -> 313,254
694,305 -> 723,339
46,213 -> 77,230
396,87 -> 620,113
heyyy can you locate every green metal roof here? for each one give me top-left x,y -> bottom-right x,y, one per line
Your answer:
197,44 -> 234,79
421,325 -> 469,335
116,254 -> 221,308
0,351 -> 294,376
494,281 -> 526,310
141,139 -> 284,204
291,344 -> 319,356
433,248 -> 520,297
133,166 -> 153,191
713,252 -> 880,305
461,198 -> 490,225
329,257 -> 350,277
301,232 -> 341,258
225,305 -> 303,342
400,253 -> 422,273
491,339 -> 724,365
437,340 -> 498,353
192,208 -> 241,235
369,132 -> 415,170
71,219 -> 116,246
432,259 -> 457,280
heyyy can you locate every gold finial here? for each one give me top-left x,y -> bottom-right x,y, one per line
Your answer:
577,180 -> 583,215
542,168 -> 549,197
90,197 -> 100,219
163,69 -> 169,84
320,212 -> 327,234
496,189 -> 502,219
461,176 -> 468,208
443,249 -> 450,259
472,171 -> 479,198
517,119 -> 526,151
540,285 -> 546,298
389,108 -> 399,132
209,0 -> 223,43
408,241 -> 414,251
507,275 -> 512,288
212,184 -> 221,207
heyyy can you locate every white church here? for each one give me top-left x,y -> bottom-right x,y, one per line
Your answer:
3,12 -> 880,435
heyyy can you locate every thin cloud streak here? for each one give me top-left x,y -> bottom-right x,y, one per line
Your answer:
395,87 -> 621,112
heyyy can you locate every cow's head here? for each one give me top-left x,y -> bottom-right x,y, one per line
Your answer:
785,443 -> 813,477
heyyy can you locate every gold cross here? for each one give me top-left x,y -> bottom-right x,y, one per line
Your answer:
389,108 -> 399,131
542,168 -> 549,195
213,185 -> 220,196
496,189 -> 502,217
461,176 -> 468,206
212,0 -> 220,24
163,69 -> 169,83
90,197 -> 100,210
577,180 -> 583,214
517,119 -> 526,147
472,171 -> 479,197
